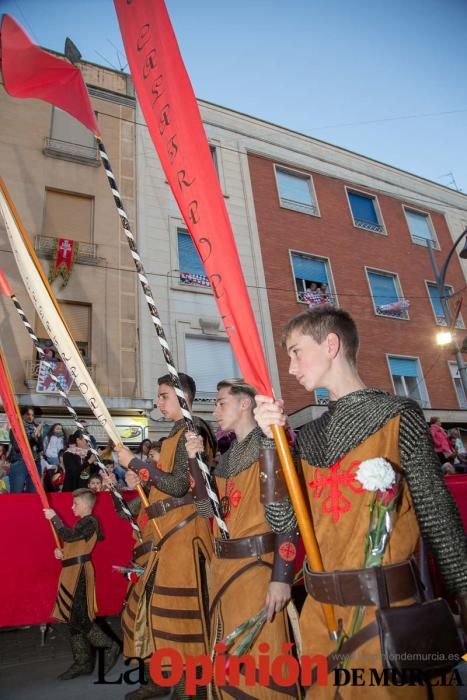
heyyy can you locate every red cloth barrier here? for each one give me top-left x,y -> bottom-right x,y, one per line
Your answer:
1,477 -> 465,626
0,492 -> 135,627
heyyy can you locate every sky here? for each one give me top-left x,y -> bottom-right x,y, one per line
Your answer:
1,0 -> 466,192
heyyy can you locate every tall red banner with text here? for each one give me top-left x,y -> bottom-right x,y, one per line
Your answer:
114,0 -> 272,395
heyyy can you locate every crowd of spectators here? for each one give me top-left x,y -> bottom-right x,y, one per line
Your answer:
0,406 -> 165,495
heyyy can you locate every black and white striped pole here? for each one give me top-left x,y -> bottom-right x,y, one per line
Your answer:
0,270 -> 143,542
97,138 -> 229,540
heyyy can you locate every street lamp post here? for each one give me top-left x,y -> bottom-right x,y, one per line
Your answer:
427,228 -> 467,398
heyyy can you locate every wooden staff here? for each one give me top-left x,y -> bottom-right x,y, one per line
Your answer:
272,424 -> 338,638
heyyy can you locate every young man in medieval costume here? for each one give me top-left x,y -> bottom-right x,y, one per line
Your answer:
186,379 -> 301,699
254,306 -> 467,699
116,372 -> 216,700
44,488 -> 120,680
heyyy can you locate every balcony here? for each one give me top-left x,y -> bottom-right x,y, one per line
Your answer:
24,360 -> 96,392
434,314 -> 465,330
354,217 -> 384,234
43,137 -> 100,166
35,235 -> 99,266
410,234 -> 440,250
179,271 -> 211,288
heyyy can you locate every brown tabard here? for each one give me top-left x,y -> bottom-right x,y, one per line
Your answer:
210,461 -> 299,699
52,532 -> 98,623
301,415 -> 456,699
122,427 -> 213,667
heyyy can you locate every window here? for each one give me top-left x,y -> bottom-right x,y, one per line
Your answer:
388,356 -> 429,407
347,190 -> 384,233
177,230 -> 210,288
209,145 -> 219,176
35,302 -> 91,362
43,189 -> 94,243
44,107 -> 98,164
185,337 -> 239,401
404,208 -> 438,248
315,387 -> 329,405
275,166 -> 319,216
426,282 -> 464,328
449,362 -> 467,409
366,269 -> 409,319
290,252 -> 335,305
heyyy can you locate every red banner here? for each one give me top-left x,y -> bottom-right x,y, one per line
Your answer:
0,347 -> 48,507
0,15 -> 100,136
48,237 -> 79,287
114,0 -> 272,396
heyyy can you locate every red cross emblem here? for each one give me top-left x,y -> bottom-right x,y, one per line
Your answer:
279,541 -> 296,562
138,468 -> 150,482
139,511 -> 148,529
308,458 -> 364,523
222,479 -> 242,521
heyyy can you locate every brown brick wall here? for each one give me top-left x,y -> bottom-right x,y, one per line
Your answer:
248,153 -> 466,413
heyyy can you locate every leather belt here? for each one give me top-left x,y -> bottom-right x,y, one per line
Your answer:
62,554 -> 91,568
214,531 -> 276,559
145,493 -> 193,519
132,540 -> 156,561
304,557 -> 422,607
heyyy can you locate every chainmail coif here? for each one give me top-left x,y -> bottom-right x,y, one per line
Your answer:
292,388 -> 467,596
214,427 -> 297,532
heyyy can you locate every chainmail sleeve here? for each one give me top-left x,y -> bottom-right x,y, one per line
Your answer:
261,437 -> 298,533
400,407 -> 467,596
129,450 -> 190,498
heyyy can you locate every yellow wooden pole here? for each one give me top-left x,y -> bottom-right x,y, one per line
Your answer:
271,424 -> 338,637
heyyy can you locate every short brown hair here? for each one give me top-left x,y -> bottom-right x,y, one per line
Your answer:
158,372 -> 196,404
72,488 -> 96,509
282,305 -> 359,366
217,379 -> 256,407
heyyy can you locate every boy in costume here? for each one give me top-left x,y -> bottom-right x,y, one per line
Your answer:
254,306 -> 467,699
116,372 -> 216,700
186,379 -> 300,699
44,488 -> 120,680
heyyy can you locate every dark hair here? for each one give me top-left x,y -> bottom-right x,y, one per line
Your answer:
139,438 -> 152,453
47,423 -> 63,437
72,488 -> 96,508
282,305 -> 359,366
158,372 -> 196,404
216,378 -> 256,407
89,474 -> 103,483
69,430 -> 84,446
149,440 -> 163,452
20,405 -> 35,417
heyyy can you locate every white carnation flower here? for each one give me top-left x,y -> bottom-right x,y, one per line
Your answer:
355,458 -> 396,492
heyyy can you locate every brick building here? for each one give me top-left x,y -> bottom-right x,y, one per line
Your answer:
248,150 -> 467,422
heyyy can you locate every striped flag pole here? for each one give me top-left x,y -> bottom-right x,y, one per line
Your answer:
0,269 -> 144,543
97,138 -> 229,540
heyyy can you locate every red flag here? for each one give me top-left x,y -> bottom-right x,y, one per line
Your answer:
0,346 -> 49,507
114,0 -> 272,395
0,15 -> 99,136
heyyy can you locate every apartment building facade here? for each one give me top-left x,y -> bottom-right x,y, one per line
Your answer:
136,99 -> 467,429
0,58 -> 151,443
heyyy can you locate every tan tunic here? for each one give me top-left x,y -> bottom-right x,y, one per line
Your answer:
121,504 -> 156,658
122,428 -> 213,667
301,416 -> 456,699
211,461 -> 300,699
52,531 -> 98,624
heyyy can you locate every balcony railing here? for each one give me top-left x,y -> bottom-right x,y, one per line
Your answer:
43,137 -> 100,166
280,197 -> 319,216
35,235 -> 98,266
24,360 -> 96,392
354,217 -> 384,234
435,314 -> 465,330
179,271 -> 211,288
194,391 -> 217,403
